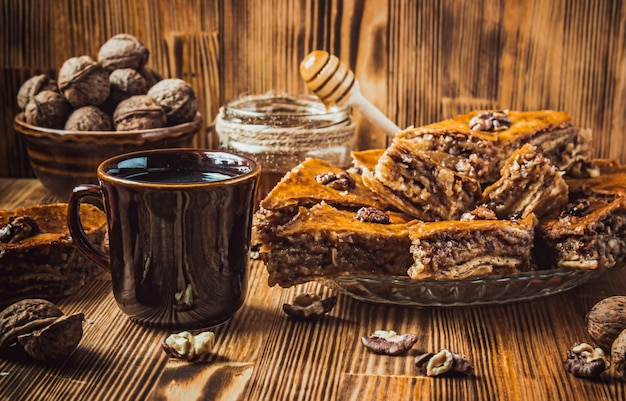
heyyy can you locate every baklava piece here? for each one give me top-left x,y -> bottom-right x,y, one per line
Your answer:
254,157 -> 392,247
482,144 -> 569,219
0,203 -> 107,307
565,159 -> 626,198
536,196 -> 626,270
396,110 -> 594,183
373,138 -> 483,221
407,213 -> 538,280
262,202 -> 415,287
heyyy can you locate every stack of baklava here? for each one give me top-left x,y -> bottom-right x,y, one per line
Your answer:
253,110 -> 626,288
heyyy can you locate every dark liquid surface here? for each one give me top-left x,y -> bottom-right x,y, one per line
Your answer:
117,169 -> 237,183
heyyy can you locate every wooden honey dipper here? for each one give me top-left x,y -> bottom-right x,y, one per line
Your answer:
300,50 -> 401,137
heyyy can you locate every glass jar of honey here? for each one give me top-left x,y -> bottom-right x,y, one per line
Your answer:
215,92 -> 355,205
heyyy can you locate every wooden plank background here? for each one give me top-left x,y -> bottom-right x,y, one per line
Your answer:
1,0 -> 624,178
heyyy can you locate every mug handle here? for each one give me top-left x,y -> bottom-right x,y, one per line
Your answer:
67,184 -> 110,271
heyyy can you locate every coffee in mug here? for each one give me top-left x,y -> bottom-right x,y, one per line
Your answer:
68,149 -> 261,329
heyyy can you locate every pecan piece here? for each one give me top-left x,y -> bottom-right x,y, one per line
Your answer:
315,171 -> 355,191
361,330 -> 419,355
563,343 -> 609,379
415,349 -> 474,376
355,207 -> 390,224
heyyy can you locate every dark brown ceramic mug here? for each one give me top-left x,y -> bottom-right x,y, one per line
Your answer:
67,149 -> 261,329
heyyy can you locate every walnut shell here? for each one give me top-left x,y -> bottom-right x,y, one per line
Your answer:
24,90 -> 73,129
585,296 -> 626,350
98,33 -> 149,72
612,329 -> 626,379
147,78 -> 198,125
141,67 -> 163,89
58,55 -> 110,108
17,74 -> 58,111
65,106 -> 113,131
113,95 -> 166,131
17,313 -> 84,361
0,299 -> 63,349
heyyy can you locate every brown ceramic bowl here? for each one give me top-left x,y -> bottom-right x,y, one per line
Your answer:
14,112 -> 202,201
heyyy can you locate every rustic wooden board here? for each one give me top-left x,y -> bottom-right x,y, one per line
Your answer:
1,178 -> 626,400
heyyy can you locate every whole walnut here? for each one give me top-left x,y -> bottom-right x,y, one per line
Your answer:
141,67 -> 163,89
0,298 -> 84,362
110,68 -> 148,97
17,74 -> 58,110
147,78 -> 198,126
24,90 -> 73,129
612,329 -> 626,379
98,33 -> 149,72
113,95 -> 166,131
100,68 -> 150,116
65,106 -> 113,131
58,55 -> 110,108
586,296 -> 626,350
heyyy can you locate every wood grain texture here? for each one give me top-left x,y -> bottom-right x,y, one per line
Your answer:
1,178 -> 626,400
1,0 -> 624,177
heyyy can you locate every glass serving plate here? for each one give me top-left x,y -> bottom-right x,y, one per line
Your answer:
326,266 -> 617,307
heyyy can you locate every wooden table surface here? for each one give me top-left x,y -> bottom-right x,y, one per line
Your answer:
1,178 -> 626,401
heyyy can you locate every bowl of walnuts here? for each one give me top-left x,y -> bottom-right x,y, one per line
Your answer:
14,33 -> 203,201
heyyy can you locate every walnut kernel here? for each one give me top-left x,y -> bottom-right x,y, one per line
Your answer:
283,293 -> 337,320
361,330 -> 419,355
563,342 -> 609,379
469,110 -> 511,132
414,349 -> 474,376
162,330 -> 215,361
0,215 -> 39,244
315,171 -> 356,191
